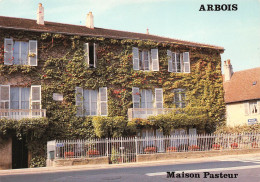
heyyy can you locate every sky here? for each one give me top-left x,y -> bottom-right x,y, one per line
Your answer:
0,0 -> 259,72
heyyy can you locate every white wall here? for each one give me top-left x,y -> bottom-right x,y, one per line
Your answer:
226,102 -> 260,127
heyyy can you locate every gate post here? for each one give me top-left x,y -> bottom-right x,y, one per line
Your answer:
106,138 -> 108,157
135,136 -> 138,155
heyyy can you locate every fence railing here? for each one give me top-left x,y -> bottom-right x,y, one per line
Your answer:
128,108 -> 175,120
0,109 -> 46,119
47,133 -> 260,163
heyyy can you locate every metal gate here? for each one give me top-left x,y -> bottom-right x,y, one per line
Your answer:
108,137 -> 136,164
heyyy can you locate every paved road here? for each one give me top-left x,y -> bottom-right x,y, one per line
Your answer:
1,154 -> 260,182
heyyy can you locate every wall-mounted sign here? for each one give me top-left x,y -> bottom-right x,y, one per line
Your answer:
56,143 -> 64,147
248,118 -> 258,125
53,93 -> 63,101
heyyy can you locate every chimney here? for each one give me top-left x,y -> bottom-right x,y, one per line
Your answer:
224,59 -> 233,81
37,3 -> 44,25
86,12 -> 94,29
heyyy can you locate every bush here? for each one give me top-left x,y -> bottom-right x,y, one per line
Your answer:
215,124 -> 260,134
92,116 -> 130,138
29,156 -> 46,168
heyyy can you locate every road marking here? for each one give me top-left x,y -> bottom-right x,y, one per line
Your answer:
145,164 -> 260,176
240,160 -> 260,164
219,159 -> 260,164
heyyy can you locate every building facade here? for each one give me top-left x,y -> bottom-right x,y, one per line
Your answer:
0,4 -> 225,168
223,60 -> 260,126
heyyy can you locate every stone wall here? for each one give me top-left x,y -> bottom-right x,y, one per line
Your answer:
47,156 -> 109,167
0,137 -> 12,169
137,149 -> 260,162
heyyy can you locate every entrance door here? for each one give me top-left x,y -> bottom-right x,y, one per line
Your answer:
12,137 -> 28,169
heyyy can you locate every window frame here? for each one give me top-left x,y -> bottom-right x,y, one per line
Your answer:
173,88 -> 186,108
75,87 -> 107,116
13,41 -> 29,65
249,101 -> 258,115
168,50 -> 190,73
133,47 -> 159,71
84,42 -> 97,68
4,38 -> 38,66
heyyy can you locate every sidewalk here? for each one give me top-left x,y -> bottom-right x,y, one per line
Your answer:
1,152 -> 260,176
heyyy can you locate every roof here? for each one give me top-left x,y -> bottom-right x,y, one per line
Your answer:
223,67 -> 260,103
0,16 -> 224,51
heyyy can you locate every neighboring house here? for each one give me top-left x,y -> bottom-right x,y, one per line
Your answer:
223,60 -> 260,126
0,4 -> 225,169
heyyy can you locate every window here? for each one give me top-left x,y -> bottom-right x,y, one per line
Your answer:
4,38 -> 38,66
173,89 -> 186,108
75,87 -> 107,116
245,101 -> 260,115
84,43 -> 97,68
0,85 -> 41,110
132,47 -> 159,71
250,101 -> 258,114
167,50 -> 190,73
132,87 -> 163,109
10,87 -> 30,109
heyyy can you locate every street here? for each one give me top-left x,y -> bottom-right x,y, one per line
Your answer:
0,154 -> 260,182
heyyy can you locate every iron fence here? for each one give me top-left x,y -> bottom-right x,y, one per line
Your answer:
47,133 -> 260,164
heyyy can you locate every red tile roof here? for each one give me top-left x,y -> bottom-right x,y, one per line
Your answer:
0,16 -> 224,51
223,67 -> 260,103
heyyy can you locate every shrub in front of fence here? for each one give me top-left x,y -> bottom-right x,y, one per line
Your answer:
166,147 -> 177,152
144,146 -> 157,153
231,142 -> 238,149
87,150 -> 100,156
188,145 -> 200,151
64,151 -> 74,158
212,144 -> 221,150
177,144 -> 189,152
252,142 -> 258,148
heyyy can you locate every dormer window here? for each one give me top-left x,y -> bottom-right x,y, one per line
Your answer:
84,43 -> 97,68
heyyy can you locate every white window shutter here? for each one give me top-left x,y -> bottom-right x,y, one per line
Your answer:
183,52 -> 190,73
30,85 -> 41,117
84,43 -> 89,65
94,43 -> 97,68
155,88 -> 163,108
4,38 -> 13,65
132,47 -> 139,70
29,40 -> 38,66
180,53 -> 184,72
99,87 -> 108,116
172,52 -> 177,72
132,87 -> 140,108
76,87 -> 83,116
244,102 -> 249,115
167,50 -> 173,72
151,49 -> 159,71
30,85 -> 41,109
0,85 -> 10,109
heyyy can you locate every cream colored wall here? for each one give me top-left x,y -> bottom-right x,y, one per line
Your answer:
226,102 -> 260,127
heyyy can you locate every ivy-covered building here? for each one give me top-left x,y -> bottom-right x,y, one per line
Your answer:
0,4 -> 225,169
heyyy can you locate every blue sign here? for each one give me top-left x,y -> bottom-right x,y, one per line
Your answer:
248,118 -> 258,125
56,143 -> 64,147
